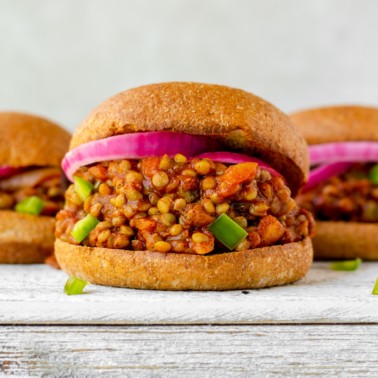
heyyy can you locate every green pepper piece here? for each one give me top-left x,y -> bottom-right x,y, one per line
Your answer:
208,213 -> 248,250
74,176 -> 94,201
15,196 -> 44,215
368,164 -> 378,185
71,214 -> 99,243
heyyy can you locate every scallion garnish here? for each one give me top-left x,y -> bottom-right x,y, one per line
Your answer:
71,214 -> 99,243
330,258 -> 362,271
372,278 -> 378,295
74,176 -> 94,201
15,196 -> 44,215
369,164 -> 378,185
64,277 -> 88,295
208,213 -> 248,250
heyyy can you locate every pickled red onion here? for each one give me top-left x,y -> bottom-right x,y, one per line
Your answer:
62,132 -> 220,181
302,162 -> 354,193
0,168 -> 61,191
195,152 -> 282,178
0,166 -> 20,178
310,142 -> 378,165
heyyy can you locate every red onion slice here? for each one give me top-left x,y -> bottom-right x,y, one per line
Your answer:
62,132 -> 220,181
0,168 -> 61,191
310,142 -> 378,165
195,152 -> 282,178
302,162 -> 354,193
0,166 -> 20,178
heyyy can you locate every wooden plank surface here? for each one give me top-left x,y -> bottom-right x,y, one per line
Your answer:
0,262 -> 377,325
1,325 -> 377,377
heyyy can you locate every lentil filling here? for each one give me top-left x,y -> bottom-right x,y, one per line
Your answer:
0,167 -> 66,216
56,154 -> 315,254
297,163 -> 378,222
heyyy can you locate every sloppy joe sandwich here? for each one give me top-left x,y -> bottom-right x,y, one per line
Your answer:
292,105 -> 378,260
0,112 -> 70,263
55,82 -> 315,290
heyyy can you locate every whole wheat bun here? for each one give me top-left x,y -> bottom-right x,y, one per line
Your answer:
0,112 -> 70,263
290,105 -> 378,260
0,112 -> 71,167
0,211 -> 55,263
312,222 -> 378,260
55,237 -> 312,290
290,105 -> 378,144
70,82 -> 309,196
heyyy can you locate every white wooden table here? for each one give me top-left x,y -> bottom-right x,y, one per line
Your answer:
0,262 -> 377,376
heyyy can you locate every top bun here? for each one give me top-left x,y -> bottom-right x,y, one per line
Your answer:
70,82 -> 309,195
290,105 -> 378,145
0,112 -> 70,168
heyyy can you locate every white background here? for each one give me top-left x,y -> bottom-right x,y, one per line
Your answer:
1,0 -> 377,132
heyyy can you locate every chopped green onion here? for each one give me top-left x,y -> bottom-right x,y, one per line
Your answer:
74,176 -> 94,201
372,278 -> 378,295
15,196 -> 44,215
330,258 -> 362,271
93,181 -> 101,190
71,214 -> 99,243
64,277 -> 88,295
369,164 -> 378,185
208,213 -> 248,250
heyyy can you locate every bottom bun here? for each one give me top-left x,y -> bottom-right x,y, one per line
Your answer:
0,211 -> 55,263
313,221 -> 378,260
55,237 -> 313,290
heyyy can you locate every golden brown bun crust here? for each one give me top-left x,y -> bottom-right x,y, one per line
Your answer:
70,82 -> 309,196
290,105 -> 378,144
0,112 -> 71,167
55,237 -> 313,290
313,221 -> 378,260
0,211 -> 55,263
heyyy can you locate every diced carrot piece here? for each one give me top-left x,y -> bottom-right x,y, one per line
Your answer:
183,204 -> 215,227
221,163 -> 258,184
258,215 -> 285,244
140,157 -> 160,177
218,163 -> 258,197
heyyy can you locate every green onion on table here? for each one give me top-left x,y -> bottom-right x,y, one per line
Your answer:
64,277 -> 88,295
330,258 -> 362,271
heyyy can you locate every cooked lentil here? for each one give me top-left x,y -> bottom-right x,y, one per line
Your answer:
56,154 -> 315,254
297,163 -> 378,222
